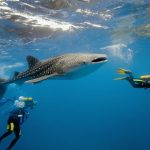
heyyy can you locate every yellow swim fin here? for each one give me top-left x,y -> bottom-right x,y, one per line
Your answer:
117,68 -> 131,74
114,77 -> 127,80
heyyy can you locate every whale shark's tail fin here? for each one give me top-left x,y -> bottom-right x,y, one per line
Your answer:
0,78 -> 7,99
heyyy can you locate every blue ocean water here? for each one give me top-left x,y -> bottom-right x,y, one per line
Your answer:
0,0 -> 150,150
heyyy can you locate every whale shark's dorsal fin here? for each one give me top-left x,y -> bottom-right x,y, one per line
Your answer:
26,56 -> 40,69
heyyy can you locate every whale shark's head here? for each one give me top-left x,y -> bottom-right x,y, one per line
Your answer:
56,53 -> 108,79
77,53 -> 107,64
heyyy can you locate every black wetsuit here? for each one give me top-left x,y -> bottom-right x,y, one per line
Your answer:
0,108 -> 28,150
127,77 -> 150,88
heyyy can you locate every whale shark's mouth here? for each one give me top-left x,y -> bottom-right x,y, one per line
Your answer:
92,57 -> 107,63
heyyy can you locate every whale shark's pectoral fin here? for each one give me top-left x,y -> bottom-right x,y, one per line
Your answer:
26,56 -> 40,69
25,74 -> 57,84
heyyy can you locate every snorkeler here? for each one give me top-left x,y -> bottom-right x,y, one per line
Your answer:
115,68 -> 150,88
0,96 -> 37,150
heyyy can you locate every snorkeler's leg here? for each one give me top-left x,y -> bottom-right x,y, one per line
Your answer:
7,124 -> 21,150
116,68 -> 135,82
0,131 -> 12,142
7,135 -> 20,150
126,78 -> 136,87
127,72 -> 134,79
117,68 -> 134,78
126,77 -> 145,88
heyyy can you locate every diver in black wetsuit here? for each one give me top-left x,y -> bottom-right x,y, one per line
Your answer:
115,68 -> 150,89
0,108 -> 29,150
0,96 -> 37,150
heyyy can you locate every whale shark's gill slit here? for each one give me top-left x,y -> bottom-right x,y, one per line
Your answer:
92,57 -> 107,62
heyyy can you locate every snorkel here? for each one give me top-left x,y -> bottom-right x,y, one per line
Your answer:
18,96 -> 37,109
19,96 -> 33,101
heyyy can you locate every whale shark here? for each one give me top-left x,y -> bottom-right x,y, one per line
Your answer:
0,53 -> 107,99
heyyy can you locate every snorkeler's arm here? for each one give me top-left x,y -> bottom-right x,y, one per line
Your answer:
25,100 -> 37,109
25,110 -> 30,119
19,109 -> 29,125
